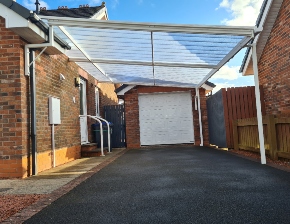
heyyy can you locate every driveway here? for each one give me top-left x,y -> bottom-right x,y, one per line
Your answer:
25,146 -> 290,224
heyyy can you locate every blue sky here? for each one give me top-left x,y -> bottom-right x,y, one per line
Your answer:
22,0 -> 264,91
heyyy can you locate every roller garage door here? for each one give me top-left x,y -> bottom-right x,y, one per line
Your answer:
138,92 -> 194,145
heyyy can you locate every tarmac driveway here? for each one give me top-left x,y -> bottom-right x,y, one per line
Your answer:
25,146 -> 290,224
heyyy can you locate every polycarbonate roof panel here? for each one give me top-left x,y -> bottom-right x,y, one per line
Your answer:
154,67 -> 212,87
41,17 -> 254,87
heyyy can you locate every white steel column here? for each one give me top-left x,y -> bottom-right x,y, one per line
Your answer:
252,43 -> 266,164
196,88 -> 204,146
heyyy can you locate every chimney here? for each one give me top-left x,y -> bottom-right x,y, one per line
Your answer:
102,1 -> 105,6
35,0 -> 40,14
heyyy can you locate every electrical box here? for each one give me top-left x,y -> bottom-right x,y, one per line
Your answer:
49,97 -> 61,124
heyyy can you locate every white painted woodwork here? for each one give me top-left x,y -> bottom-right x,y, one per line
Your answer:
80,79 -> 88,144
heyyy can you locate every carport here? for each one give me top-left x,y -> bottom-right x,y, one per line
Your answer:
29,15 -> 266,163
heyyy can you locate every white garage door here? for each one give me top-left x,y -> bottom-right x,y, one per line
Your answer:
139,92 -> 194,145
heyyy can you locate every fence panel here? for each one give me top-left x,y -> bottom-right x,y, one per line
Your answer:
104,105 -> 126,148
207,89 -> 227,147
233,115 -> 290,160
207,86 -> 265,148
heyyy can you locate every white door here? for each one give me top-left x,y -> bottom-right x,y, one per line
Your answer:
139,92 -> 194,145
80,79 -> 89,144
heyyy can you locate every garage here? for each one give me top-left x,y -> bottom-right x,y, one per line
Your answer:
138,92 -> 194,145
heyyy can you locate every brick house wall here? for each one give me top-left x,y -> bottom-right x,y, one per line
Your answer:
124,86 -> 209,149
98,83 -> 119,117
258,0 -> 290,115
0,17 -> 29,178
0,16 -> 118,178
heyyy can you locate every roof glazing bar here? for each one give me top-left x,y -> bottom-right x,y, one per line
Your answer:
69,57 -> 218,69
40,16 -> 254,36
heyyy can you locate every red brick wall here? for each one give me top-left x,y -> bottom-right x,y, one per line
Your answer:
258,0 -> 290,115
98,83 -> 119,117
0,16 -> 118,178
0,17 -> 29,178
124,86 -> 209,149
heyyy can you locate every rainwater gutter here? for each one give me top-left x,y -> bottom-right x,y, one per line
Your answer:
25,26 -> 54,175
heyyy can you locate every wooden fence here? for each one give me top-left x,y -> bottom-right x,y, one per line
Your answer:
207,86 -> 265,148
233,115 -> 290,160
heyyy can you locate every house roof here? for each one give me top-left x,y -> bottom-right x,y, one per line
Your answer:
239,0 -> 284,75
39,5 -> 105,18
0,0 -> 70,50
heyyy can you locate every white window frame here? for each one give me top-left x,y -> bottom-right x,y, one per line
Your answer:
95,87 -> 100,116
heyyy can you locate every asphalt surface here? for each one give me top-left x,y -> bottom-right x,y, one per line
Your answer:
25,146 -> 290,224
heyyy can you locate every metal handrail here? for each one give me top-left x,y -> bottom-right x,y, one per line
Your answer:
79,115 -> 105,156
89,115 -> 111,153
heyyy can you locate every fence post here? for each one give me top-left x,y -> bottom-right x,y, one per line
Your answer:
267,115 -> 278,160
233,119 -> 239,150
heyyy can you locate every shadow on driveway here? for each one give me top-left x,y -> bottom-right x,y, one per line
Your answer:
25,146 -> 290,224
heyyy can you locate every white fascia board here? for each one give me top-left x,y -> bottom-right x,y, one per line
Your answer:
241,0 -> 274,75
0,4 -> 29,28
201,83 -> 214,91
91,7 -> 107,20
116,85 -> 135,96
242,48 -> 253,76
39,15 -> 255,36
0,4 -> 65,54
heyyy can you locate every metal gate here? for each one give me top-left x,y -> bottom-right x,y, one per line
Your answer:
104,105 -> 126,148
206,89 -> 227,148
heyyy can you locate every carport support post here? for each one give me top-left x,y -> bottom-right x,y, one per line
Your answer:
196,88 -> 203,146
252,43 -> 266,164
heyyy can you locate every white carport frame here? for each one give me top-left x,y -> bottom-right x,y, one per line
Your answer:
38,16 -> 266,164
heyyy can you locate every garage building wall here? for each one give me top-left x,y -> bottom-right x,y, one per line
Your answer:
124,86 -> 209,149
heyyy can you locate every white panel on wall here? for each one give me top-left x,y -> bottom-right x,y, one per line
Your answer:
49,97 -> 61,124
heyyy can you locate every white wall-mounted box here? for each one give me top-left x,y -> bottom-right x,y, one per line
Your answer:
49,97 -> 61,124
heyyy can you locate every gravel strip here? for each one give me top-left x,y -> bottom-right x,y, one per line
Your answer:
0,194 -> 45,222
229,149 -> 290,171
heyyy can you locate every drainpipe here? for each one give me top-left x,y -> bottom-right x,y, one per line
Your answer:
29,50 -> 37,175
25,25 -> 54,175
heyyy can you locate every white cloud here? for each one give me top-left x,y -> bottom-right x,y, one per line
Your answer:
218,0 -> 263,26
210,65 -> 241,80
22,0 -> 49,10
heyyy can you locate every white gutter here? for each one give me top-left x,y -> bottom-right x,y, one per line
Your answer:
25,25 -> 54,76
38,16 -> 255,36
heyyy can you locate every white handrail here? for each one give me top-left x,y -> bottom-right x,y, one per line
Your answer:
89,115 -> 111,153
80,115 -> 105,156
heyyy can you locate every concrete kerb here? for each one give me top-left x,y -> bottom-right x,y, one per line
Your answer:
1,148 -> 128,223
